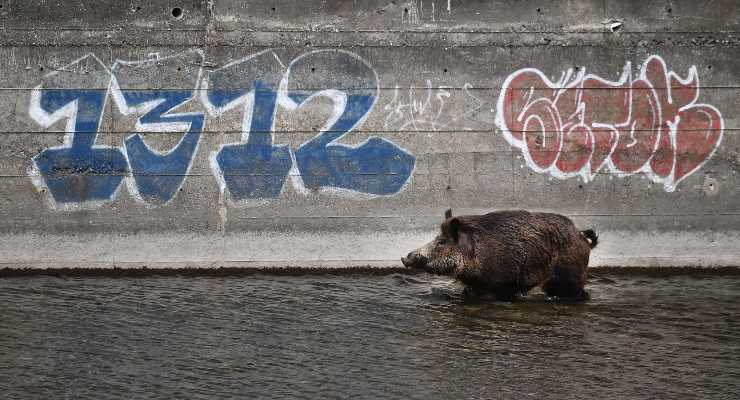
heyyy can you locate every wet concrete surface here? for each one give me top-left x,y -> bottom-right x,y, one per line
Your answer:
1,272 -> 738,399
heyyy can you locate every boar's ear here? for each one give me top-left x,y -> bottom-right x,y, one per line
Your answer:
444,208 -> 452,220
449,218 -> 475,257
449,218 -> 461,241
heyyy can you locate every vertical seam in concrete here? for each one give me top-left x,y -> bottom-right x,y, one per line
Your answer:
602,0 -> 607,22
203,0 -> 223,266
205,0 -> 214,50
107,61 -> 117,269
218,185 -> 228,266
507,80 -> 516,206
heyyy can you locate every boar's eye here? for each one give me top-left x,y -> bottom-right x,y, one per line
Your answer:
437,238 -> 448,245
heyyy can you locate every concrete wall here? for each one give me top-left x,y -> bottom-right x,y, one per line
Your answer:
1,0 -> 738,268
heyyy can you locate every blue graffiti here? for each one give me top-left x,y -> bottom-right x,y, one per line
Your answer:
112,51 -> 205,205
205,51 -> 291,201
286,50 -> 415,195
30,50 -> 416,210
118,90 -> 204,205
30,55 -> 128,207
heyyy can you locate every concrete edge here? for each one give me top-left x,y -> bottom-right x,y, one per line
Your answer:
1,230 -> 738,269
1,265 -> 739,278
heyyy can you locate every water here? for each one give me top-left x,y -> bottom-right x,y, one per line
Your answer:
1,272 -> 739,399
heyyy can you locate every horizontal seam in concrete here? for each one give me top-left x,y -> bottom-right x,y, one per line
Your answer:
3,129 -> 736,134
4,28 -> 740,35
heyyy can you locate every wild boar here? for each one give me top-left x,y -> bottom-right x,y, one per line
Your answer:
401,209 -> 598,301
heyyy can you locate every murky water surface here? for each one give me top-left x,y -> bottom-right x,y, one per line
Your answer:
1,272 -> 739,399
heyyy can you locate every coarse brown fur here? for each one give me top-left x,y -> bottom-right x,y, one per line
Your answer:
401,209 -> 597,301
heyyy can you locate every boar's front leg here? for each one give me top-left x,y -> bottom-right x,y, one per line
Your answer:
453,266 -> 527,301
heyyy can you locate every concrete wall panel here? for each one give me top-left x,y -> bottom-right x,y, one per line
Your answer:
0,0 -> 738,268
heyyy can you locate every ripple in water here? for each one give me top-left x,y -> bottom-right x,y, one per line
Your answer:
0,273 -> 738,399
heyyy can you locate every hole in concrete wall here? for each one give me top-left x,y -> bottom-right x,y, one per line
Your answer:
708,65 -> 712,70
703,176 -> 718,196
404,8 -> 408,14
176,66 -> 182,72
536,8 -> 541,13
443,68 -> 448,73
666,7 -> 672,14
171,7 -> 183,19
271,7 -> 276,12
311,67 -> 315,72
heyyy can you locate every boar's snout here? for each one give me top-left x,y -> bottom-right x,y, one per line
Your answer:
401,251 -> 425,268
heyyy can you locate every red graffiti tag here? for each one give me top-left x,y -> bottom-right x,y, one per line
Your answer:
496,55 -> 723,191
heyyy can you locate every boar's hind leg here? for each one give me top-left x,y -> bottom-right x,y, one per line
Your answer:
543,264 -> 589,301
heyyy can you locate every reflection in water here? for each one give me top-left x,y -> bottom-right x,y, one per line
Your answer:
1,272 -> 738,399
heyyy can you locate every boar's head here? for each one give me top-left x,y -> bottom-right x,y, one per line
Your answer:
401,209 -> 475,274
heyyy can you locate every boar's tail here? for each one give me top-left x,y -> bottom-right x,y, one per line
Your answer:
580,229 -> 598,249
